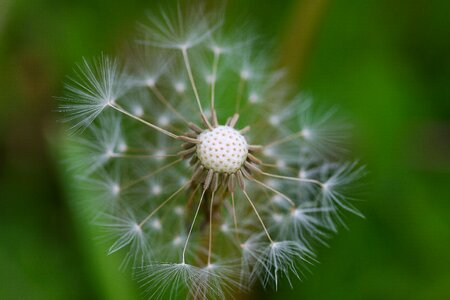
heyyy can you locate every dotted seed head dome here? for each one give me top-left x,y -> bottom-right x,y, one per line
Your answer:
196,126 -> 248,173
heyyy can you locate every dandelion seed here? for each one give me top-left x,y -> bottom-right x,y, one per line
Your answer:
60,2 -> 365,299
58,56 -> 126,133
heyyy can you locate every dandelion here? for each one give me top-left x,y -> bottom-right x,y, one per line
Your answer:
59,2 -> 365,299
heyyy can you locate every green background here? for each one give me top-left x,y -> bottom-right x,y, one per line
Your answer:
0,0 -> 449,299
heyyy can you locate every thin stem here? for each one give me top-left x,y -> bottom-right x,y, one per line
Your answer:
261,171 -> 324,187
260,162 -> 298,174
210,51 -> 220,113
260,162 -> 281,168
122,158 -> 182,190
253,179 -> 295,207
235,77 -> 245,113
149,85 -> 190,124
207,190 -> 216,266
242,190 -> 274,243
108,103 -> 178,139
138,182 -> 189,227
182,188 -> 207,264
265,130 -> 304,148
121,145 -> 179,153
231,193 -> 241,243
110,153 -> 177,159
181,48 -> 212,129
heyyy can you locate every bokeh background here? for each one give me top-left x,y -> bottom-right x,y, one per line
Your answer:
1,0 -> 449,299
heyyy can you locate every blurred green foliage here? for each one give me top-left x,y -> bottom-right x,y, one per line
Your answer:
0,0 -> 449,299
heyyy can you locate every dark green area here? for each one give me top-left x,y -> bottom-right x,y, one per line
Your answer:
0,0 -> 448,299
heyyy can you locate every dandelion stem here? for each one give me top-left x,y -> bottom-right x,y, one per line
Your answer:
122,158 -> 182,190
242,190 -> 274,243
138,181 -> 190,227
207,190 -> 216,266
235,77 -> 245,113
181,48 -> 213,129
261,171 -> 324,188
210,51 -> 220,115
108,103 -> 179,139
260,162 -> 296,173
264,130 -> 304,148
121,145 -> 179,153
253,179 -> 295,207
231,193 -> 241,243
110,153 -> 177,159
182,188 -> 207,264
149,85 -> 190,124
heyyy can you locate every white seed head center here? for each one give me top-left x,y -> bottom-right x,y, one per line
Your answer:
196,126 -> 248,174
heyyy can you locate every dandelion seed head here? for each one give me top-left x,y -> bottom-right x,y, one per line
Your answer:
60,2 -> 365,299
196,126 -> 248,174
